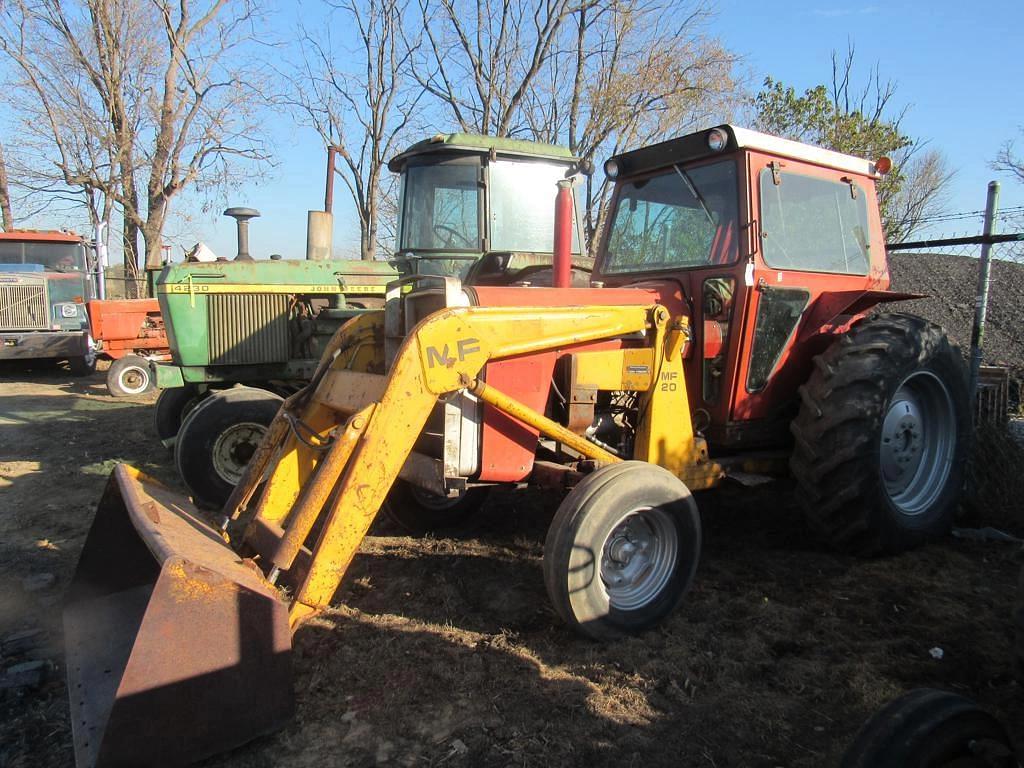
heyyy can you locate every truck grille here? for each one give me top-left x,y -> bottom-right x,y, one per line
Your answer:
207,293 -> 290,365
0,283 -> 48,330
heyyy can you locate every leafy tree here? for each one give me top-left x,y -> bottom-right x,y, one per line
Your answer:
752,48 -> 952,243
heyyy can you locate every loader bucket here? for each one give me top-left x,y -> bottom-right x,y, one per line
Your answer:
64,465 -> 293,768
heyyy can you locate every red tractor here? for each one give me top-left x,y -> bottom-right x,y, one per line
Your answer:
582,124 -> 968,555
86,298 -> 170,396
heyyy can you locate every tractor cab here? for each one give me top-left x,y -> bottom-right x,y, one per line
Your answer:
388,133 -> 591,286
593,125 -> 899,451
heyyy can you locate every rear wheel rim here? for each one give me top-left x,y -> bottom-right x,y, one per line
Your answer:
880,370 -> 956,516
600,506 -> 678,611
211,422 -> 267,485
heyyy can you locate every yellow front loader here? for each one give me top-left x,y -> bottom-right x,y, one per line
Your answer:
65,286 -> 720,766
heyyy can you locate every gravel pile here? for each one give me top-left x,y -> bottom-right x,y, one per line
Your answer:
887,251 -> 1024,379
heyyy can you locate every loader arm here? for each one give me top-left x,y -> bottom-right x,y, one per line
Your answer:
232,303 -> 661,628
64,299 -> 709,767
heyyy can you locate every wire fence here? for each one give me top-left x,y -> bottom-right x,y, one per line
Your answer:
887,210 -> 1024,527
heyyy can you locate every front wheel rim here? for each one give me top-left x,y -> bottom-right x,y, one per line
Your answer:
118,365 -> 150,395
880,370 -> 956,515
600,506 -> 678,611
211,422 -> 267,485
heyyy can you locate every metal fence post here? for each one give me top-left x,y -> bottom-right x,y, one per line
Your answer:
968,181 -> 1001,416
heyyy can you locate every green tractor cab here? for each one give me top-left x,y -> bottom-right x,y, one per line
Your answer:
388,133 -> 590,283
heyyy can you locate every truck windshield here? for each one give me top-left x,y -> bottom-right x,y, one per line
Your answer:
400,161 -> 481,252
603,159 -> 739,273
489,159 -> 581,253
0,241 -> 86,272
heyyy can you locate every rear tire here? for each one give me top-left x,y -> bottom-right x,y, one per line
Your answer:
543,461 -> 701,640
790,313 -> 968,555
153,385 -> 204,447
383,481 -> 491,536
106,355 -> 154,396
841,688 -> 1016,768
174,388 -> 283,509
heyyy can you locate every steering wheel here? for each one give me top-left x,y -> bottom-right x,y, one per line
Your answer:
433,223 -> 473,249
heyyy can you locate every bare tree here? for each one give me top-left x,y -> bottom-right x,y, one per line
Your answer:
413,0 -> 740,251
0,0 -> 271,293
414,0 -> 582,138
0,1 -> 140,279
885,150 -> 954,242
292,0 -> 423,261
993,128 -> 1024,185
0,143 -> 13,230
526,0 -> 738,245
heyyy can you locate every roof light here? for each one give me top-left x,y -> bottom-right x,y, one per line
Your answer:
604,158 -> 620,179
707,128 -> 728,152
875,156 -> 892,175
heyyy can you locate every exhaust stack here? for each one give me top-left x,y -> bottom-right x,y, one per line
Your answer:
306,145 -> 337,261
224,207 -> 260,261
553,180 -> 573,289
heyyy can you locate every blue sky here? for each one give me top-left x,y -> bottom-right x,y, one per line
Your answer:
12,0 -> 1024,258
187,0 -> 1024,259
716,0 -> 1024,236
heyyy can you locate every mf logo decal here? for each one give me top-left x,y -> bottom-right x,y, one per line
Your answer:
425,337 -> 481,368
660,370 -> 679,392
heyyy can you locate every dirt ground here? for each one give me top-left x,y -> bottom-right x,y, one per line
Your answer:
2,360 -> 1023,768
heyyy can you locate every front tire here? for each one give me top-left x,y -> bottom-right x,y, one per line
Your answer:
790,313 -> 968,555
543,461 -> 701,640
174,388 -> 283,509
153,385 -> 204,447
106,355 -> 154,396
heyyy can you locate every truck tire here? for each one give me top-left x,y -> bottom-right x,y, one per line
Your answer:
106,355 -> 154,396
68,335 -> 97,376
174,388 -> 283,509
153,385 -> 204,447
383,481 -> 491,536
841,688 -> 1016,768
790,313 -> 969,555
543,461 -> 701,641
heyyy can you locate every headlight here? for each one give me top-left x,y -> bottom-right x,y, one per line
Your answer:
59,303 -> 78,318
707,128 -> 729,152
604,158 -> 620,179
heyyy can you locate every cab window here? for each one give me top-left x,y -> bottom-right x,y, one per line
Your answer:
603,159 -> 739,274
759,170 -> 870,274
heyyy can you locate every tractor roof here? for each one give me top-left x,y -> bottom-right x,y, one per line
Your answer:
608,124 -> 882,180
388,133 -> 577,172
0,229 -> 83,243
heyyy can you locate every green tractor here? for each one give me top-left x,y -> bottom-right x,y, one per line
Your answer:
159,134 -> 589,508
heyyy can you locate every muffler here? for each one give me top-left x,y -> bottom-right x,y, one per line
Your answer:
64,465 -> 293,767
